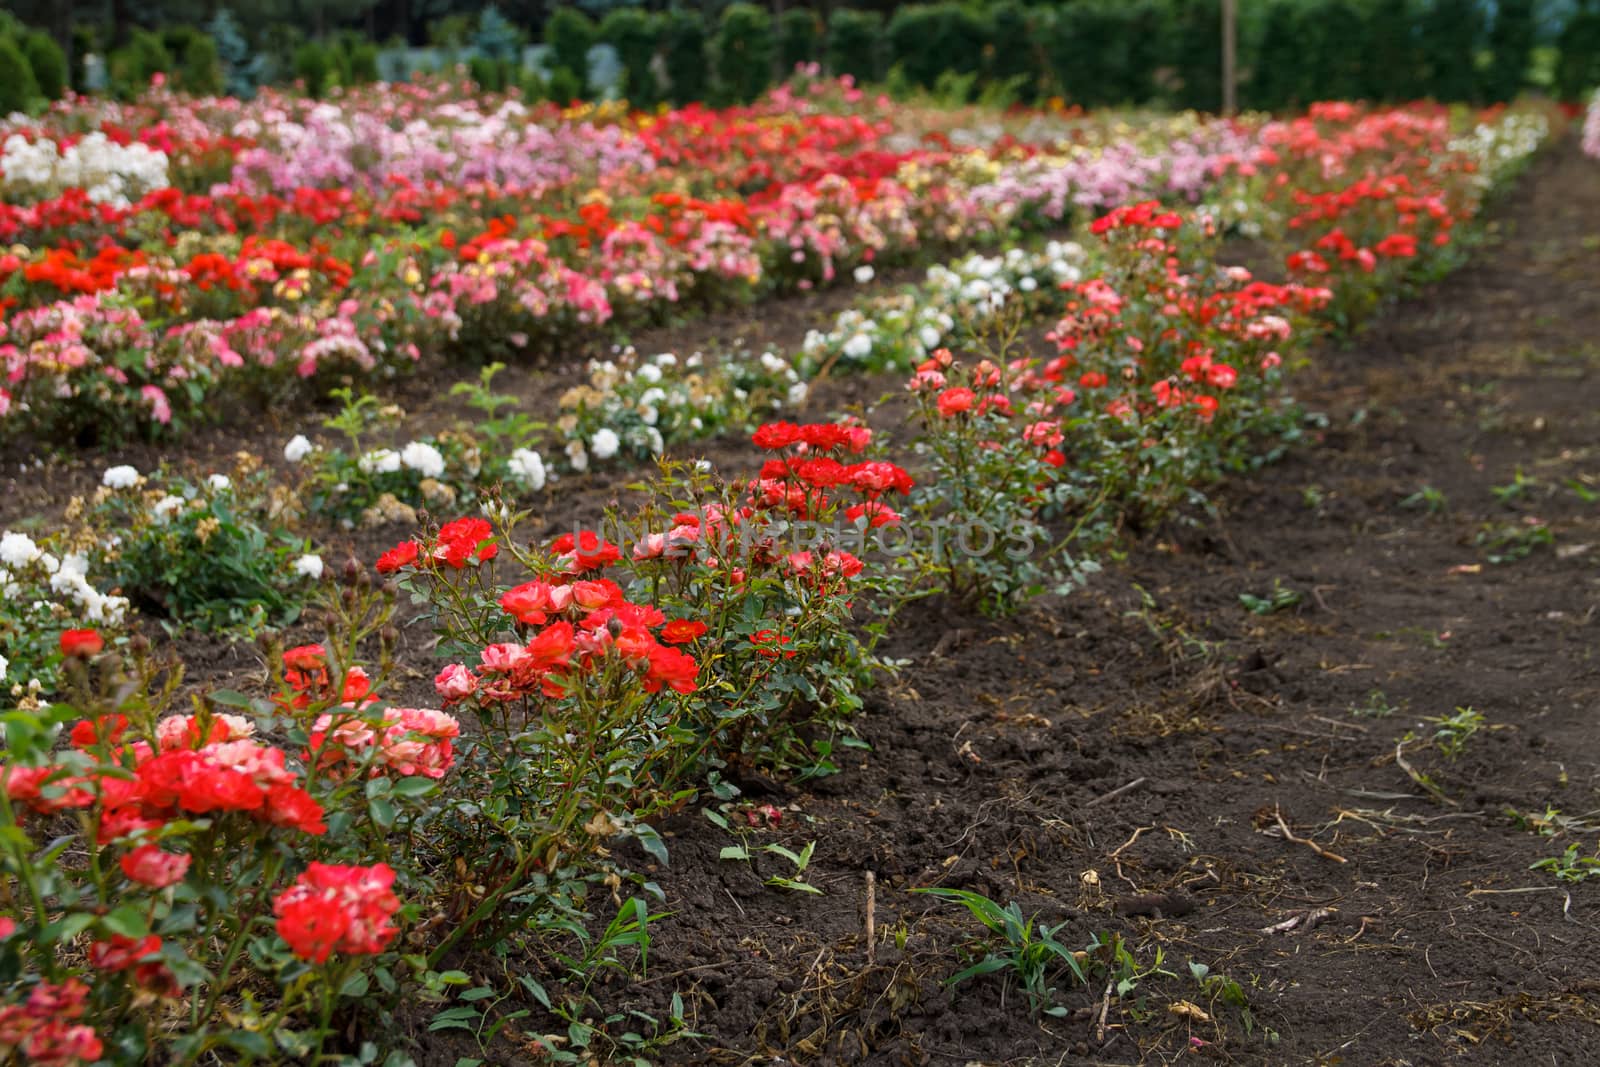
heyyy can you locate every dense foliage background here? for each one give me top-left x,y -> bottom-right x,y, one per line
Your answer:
1,0 -> 1598,113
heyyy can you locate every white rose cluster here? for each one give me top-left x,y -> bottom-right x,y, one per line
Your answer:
1,531 -> 128,627
1,133 -> 170,208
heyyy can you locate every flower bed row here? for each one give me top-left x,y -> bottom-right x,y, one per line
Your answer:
0,99 -> 1557,1065
0,78 -> 1265,444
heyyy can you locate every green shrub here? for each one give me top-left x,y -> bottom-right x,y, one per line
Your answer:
1299,0 -> 1368,103
1554,0 -> 1600,101
1363,0 -> 1421,101
1167,0 -> 1223,112
778,8 -> 819,75
70,26 -> 95,92
519,65 -> 548,101
292,39 -> 330,98
661,8 -> 708,105
984,1 -> 1040,99
600,6 -> 659,106
1418,0 -> 1484,101
825,8 -> 882,83
21,30 -> 67,101
885,2 -> 985,90
469,52 -> 502,91
1484,0 -> 1534,101
0,35 -> 39,113
348,40 -> 381,84
161,25 -> 200,67
713,2 -> 776,104
110,30 -> 174,98
1045,0 -> 1156,107
180,31 -> 223,95
1247,0 -> 1299,110
546,63 -> 583,104
544,7 -> 596,94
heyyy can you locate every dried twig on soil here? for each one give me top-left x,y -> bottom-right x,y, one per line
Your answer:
864,871 -> 876,967
1093,973 -> 1115,1044
1270,804 -> 1348,863
1259,906 -> 1338,934
1085,777 -> 1147,808
1394,742 -> 1459,806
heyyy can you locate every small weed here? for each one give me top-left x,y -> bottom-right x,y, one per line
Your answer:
1426,706 -> 1486,760
1490,468 -> 1539,505
1301,484 -> 1327,510
1350,689 -> 1401,718
1506,807 -> 1600,837
719,835 -> 825,895
1188,961 -> 1258,1037
1477,518 -> 1553,563
1530,842 -> 1600,883
1565,478 -> 1598,504
1400,485 -> 1448,513
914,888 -> 1087,1016
1239,580 -> 1303,616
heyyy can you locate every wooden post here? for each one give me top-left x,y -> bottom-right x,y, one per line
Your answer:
1222,0 -> 1238,115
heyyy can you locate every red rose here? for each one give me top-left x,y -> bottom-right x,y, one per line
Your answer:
659,619 -> 708,644
375,540 -> 420,574
60,629 -> 104,658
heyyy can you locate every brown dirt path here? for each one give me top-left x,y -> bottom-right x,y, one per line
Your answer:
548,134 -> 1600,1066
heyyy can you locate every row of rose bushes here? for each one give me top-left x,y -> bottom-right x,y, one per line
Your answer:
0,100 -> 1557,1064
0,102 -> 1554,698
0,77 -> 1265,444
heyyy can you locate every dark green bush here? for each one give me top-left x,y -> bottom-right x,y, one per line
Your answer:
180,32 -> 223,95
778,8 -> 819,75
292,40 -> 330,98
112,30 -> 174,98
661,9 -> 708,105
0,35 -> 40,113
71,26 -> 95,92
469,53 -> 502,91
1418,0 -> 1484,101
825,8 -> 882,83
885,2 -> 985,90
1167,0 -> 1224,112
600,7 -> 659,106
21,30 -> 67,101
1361,0 -> 1421,101
348,41 -> 381,85
713,3 -> 776,104
1484,0 -> 1534,101
1247,0 -> 1299,110
546,64 -> 583,104
544,7 -> 596,95
1553,0 -> 1600,101
984,1 -> 1041,99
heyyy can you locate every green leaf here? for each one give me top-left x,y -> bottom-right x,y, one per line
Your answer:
369,797 -> 397,829
719,845 -> 749,862
341,971 -> 370,998
392,777 -> 437,798
100,905 -> 151,939
633,823 -> 669,865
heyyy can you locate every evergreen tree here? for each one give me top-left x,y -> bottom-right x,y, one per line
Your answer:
661,9 -> 707,105
1485,0 -> 1534,101
778,9 -> 819,76
0,35 -> 41,113
21,30 -> 68,101
600,7 -> 658,105
825,8 -> 882,83
713,3 -> 775,104
1418,0 -> 1484,101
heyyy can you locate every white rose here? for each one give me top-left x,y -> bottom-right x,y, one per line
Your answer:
207,474 -> 231,492
842,334 -> 873,360
284,434 -> 315,463
0,532 -> 40,569
294,554 -> 325,580
853,264 -> 875,284
400,441 -> 446,479
102,465 -> 141,489
590,428 -> 621,461
507,448 -> 547,492
565,440 -> 589,472
0,653 -> 8,679
358,449 -> 402,475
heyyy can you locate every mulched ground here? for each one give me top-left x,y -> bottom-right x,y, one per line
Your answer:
8,137 -> 1600,1065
